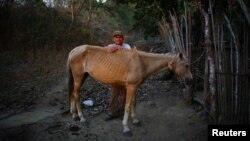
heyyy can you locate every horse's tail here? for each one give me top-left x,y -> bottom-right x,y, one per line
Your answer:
67,60 -> 74,102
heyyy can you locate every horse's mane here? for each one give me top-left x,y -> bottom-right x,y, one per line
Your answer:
133,49 -> 190,65
134,48 -> 178,58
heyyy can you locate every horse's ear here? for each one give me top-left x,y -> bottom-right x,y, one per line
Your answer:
179,53 -> 183,59
168,60 -> 174,69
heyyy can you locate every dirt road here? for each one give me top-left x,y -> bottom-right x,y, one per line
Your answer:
0,76 -> 207,141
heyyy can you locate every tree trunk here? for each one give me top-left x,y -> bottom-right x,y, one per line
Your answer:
202,8 -> 217,122
187,11 -> 193,104
69,0 -> 75,31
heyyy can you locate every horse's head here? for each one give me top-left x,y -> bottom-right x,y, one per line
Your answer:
169,53 -> 193,85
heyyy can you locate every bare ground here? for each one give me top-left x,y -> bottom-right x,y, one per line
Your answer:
0,71 -> 207,141
0,47 -> 208,141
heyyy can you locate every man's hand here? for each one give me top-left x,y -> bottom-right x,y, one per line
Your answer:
105,45 -> 124,53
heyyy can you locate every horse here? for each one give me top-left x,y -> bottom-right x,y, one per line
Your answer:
66,45 -> 193,136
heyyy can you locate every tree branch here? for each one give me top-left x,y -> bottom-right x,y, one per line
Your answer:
237,0 -> 250,26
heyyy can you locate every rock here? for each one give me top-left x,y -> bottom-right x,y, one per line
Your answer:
82,99 -> 94,107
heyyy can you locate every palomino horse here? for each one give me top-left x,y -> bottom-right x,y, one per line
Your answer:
67,45 -> 193,136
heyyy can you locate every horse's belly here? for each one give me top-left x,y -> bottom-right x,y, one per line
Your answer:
89,70 -> 126,85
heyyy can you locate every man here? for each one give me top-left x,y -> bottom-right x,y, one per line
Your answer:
104,30 -> 131,120
105,30 -> 131,52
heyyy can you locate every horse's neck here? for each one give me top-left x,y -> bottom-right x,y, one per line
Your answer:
140,53 -> 176,79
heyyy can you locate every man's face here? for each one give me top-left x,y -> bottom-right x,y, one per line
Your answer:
112,36 -> 124,45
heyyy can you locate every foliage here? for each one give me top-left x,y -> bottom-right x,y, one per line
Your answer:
0,2 -> 84,50
113,0 -> 199,38
79,1 -> 135,32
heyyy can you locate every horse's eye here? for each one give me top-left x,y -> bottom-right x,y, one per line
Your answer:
185,65 -> 189,69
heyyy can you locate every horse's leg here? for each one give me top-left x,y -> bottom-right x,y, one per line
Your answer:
131,93 -> 140,126
119,86 -> 126,113
74,84 -> 86,123
70,81 -> 80,120
71,70 -> 86,123
68,69 -> 77,120
122,85 -> 136,136
70,93 -> 77,120
72,82 -> 81,119
70,97 -> 77,120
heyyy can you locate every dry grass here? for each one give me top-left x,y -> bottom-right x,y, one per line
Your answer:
0,47 -> 71,115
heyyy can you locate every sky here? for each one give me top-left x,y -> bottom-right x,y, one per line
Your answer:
43,0 -> 107,7
96,0 -> 107,3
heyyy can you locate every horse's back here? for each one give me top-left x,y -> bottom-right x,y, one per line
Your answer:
68,45 -> 143,84
68,45 -> 103,59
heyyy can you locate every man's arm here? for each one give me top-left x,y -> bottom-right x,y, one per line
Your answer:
105,45 -> 127,53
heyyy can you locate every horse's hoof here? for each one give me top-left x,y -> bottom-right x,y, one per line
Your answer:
80,118 -> 87,126
133,121 -> 141,127
123,130 -> 132,137
80,121 -> 88,126
80,117 -> 87,123
132,119 -> 141,127
73,116 -> 80,121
